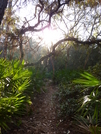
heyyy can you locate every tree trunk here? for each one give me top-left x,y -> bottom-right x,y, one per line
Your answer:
19,38 -> 24,62
3,0 -> 12,58
0,0 -> 8,25
65,46 -> 71,69
4,38 -> 7,58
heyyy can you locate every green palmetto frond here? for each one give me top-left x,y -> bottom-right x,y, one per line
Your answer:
73,72 -> 101,127
73,72 -> 101,87
0,59 -> 32,130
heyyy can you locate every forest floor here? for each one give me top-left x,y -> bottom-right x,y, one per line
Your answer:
9,80 -> 81,134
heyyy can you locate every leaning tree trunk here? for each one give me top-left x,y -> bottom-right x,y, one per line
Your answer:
19,37 -> 24,62
0,0 -> 8,25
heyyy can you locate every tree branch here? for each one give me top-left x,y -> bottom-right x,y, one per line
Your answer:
25,36 -> 101,67
20,0 -> 71,34
53,37 -> 101,50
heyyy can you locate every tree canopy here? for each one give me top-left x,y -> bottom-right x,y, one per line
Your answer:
0,0 -> 101,66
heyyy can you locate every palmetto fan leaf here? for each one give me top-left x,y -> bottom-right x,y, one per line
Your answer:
0,59 -> 32,130
73,71 -> 101,127
73,72 -> 101,87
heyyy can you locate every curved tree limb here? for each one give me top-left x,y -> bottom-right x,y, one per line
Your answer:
52,37 -> 101,50
25,37 -> 101,67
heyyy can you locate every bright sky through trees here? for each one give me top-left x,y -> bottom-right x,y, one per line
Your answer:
41,26 -> 62,48
15,2 -> 62,48
14,0 -> 101,51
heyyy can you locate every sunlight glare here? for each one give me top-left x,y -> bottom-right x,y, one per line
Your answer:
42,27 -> 60,49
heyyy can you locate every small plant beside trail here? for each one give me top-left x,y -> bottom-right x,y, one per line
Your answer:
54,69 -> 81,118
57,83 -> 81,118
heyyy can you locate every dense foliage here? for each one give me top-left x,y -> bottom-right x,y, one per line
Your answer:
73,70 -> 101,133
0,59 -> 32,130
55,64 -> 101,133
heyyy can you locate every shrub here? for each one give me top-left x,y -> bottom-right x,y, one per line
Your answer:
28,67 -> 45,93
57,83 -> 81,118
55,70 -> 81,118
53,69 -> 79,84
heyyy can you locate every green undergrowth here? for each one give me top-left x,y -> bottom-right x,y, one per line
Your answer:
53,69 -> 80,84
73,70 -> 101,134
0,59 -> 32,131
55,64 -> 101,134
0,59 -> 46,133
28,67 -> 46,93
57,83 -> 82,118
54,69 -> 81,118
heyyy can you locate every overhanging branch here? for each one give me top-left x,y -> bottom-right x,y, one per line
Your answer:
53,37 -> 101,50
25,37 -> 101,67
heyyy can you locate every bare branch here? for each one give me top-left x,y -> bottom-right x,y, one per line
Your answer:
20,0 -> 71,34
20,22 -> 50,34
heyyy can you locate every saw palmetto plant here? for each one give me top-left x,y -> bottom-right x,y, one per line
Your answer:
0,59 -> 32,131
73,72 -> 101,134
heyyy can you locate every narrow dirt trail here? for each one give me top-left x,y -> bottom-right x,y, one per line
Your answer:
10,81 -> 73,134
28,81 -> 72,134
32,83 -> 58,134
